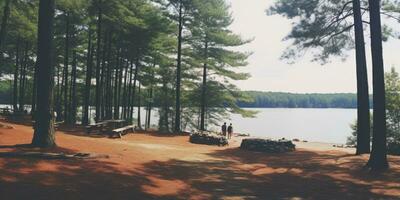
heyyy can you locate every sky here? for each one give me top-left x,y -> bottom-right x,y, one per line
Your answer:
226,0 -> 400,93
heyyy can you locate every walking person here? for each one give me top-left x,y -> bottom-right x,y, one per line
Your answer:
228,123 -> 233,139
221,122 -> 227,137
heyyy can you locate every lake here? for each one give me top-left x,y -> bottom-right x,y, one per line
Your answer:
92,107 -> 357,144
229,108 -> 356,144
1,104 -> 356,144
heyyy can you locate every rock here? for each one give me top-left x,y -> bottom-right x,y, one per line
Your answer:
240,138 -> 295,153
292,138 -> 300,142
189,131 -> 228,146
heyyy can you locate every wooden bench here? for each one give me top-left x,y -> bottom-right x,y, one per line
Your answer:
110,125 -> 135,138
85,121 -> 109,134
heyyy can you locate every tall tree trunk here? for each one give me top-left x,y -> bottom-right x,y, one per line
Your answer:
70,51 -> 77,124
31,0 -> 56,148
19,43 -> 29,111
82,28 -> 93,125
13,38 -> 20,111
117,55 -> 124,119
31,61 -> 38,114
95,1 -> 102,122
353,0 -> 370,155
137,83 -> 141,129
175,1 -> 183,133
200,39 -> 208,131
0,0 -> 11,52
63,12 -> 70,123
122,60 -> 129,119
55,64 -> 62,121
100,31 -> 108,120
105,32 -> 113,119
113,48 -> 121,119
146,84 -> 153,130
130,58 -> 140,120
367,0 -> 388,170
127,60 -> 134,120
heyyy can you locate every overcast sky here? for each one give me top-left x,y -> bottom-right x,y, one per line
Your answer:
226,0 -> 400,93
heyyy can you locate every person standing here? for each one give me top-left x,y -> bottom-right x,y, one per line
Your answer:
228,123 -> 233,139
221,122 -> 227,137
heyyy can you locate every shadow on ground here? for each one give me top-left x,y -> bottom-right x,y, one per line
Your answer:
0,145 -> 399,199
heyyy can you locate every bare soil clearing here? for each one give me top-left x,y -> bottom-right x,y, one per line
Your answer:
0,122 -> 399,200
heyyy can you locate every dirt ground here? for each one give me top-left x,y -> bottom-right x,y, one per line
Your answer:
0,121 -> 399,200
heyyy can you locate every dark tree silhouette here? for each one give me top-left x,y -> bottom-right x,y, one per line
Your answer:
353,0 -> 370,155
95,1 -> 102,122
0,0 -> 11,51
82,29 -> 93,125
175,0 -> 183,133
31,0 -> 56,148
367,0 -> 388,170
200,40 -> 208,131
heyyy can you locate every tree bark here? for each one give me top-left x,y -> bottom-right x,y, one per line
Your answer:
127,60 -> 135,120
31,61 -> 38,114
70,51 -> 77,124
19,42 -> 29,111
0,0 -> 11,51
105,32 -> 113,120
113,48 -> 121,119
367,0 -> 388,170
13,38 -> 20,111
99,31 -> 108,120
122,60 -> 129,119
200,39 -> 208,131
82,28 -> 93,125
117,56 -> 124,119
146,84 -> 153,130
137,83 -> 141,129
130,58 -> 140,120
95,1 -> 102,122
55,63 -> 62,121
175,0 -> 183,133
353,0 -> 371,155
31,0 -> 56,148
63,12 -> 70,123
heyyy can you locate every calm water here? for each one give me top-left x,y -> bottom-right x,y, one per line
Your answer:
228,108 -> 356,144
1,104 -> 356,144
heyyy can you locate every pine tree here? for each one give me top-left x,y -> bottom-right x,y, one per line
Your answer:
31,0 -> 56,148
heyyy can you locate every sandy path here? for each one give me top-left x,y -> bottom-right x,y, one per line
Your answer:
0,122 -> 399,200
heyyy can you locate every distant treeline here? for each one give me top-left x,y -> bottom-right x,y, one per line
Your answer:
0,81 -> 363,109
238,91 -> 365,108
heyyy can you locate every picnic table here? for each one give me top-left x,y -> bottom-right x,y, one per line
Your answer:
104,120 -> 125,128
0,107 -> 13,115
85,119 -> 127,135
85,121 -> 109,134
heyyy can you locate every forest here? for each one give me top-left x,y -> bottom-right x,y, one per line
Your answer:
238,91 -> 359,108
0,0 -> 253,132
